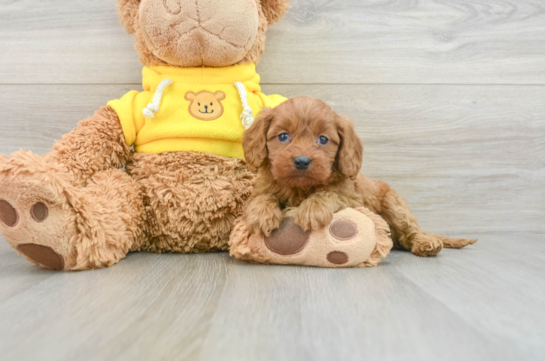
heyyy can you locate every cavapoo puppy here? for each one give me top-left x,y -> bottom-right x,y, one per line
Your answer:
242,96 -> 476,257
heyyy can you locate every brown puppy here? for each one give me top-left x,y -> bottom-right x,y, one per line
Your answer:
242,96 -> 476,257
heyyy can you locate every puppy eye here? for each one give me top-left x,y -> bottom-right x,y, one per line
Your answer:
278,133 -> 290,143
198,103 -> 201,106
210,103 -> 213,106
318,136 -> 329,145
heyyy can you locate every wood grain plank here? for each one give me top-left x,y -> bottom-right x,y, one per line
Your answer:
0,84 -> 543,235
198,256 -> 511,361
389,233 -> 545,360
0,244 -> 229,361
1,235 -> 544,360
1,0 -> 545,85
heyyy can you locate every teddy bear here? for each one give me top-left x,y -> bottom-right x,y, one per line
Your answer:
0,0 -> 293,271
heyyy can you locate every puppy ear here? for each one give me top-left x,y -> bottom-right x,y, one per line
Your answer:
336,114 -> 363,179
260,0 -> 291,25
185,92 -> 196,101
117,0 -> 141,34
244,107 -> 275,172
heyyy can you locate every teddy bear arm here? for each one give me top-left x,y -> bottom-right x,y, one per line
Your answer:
45,106 -> 131,181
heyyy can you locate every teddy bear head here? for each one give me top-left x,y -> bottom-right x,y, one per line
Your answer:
117,0 -> 291,68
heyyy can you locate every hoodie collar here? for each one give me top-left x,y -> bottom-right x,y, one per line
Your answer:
142,63 -> 261,91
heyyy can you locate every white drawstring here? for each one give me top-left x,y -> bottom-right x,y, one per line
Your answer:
234,82 -> 255,130
142,79 -> 173,119
143,79 -> 254,129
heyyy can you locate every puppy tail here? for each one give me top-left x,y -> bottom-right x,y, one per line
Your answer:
434,233 -> 477,249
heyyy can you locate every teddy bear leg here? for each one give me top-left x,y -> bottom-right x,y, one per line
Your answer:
126,151 -> 254,254
229,207 -> 393,268
0,152 -> 146,271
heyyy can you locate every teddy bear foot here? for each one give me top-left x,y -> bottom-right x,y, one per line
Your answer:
230,207 -> 393,268
0,171 -> 77,271
0,151 -> 93,271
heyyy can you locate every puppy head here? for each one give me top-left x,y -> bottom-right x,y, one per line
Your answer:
243,96 -> 363,188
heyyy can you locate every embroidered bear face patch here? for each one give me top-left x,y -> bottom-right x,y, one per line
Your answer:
185,91 -> 226,121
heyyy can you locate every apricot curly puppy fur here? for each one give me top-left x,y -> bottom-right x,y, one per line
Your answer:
242,96 -> 477,257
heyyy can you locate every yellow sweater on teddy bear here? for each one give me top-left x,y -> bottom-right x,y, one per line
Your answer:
108,63 -> 286,158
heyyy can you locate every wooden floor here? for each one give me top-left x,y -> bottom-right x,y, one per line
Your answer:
0,234 -> 543,361
0,0 -> 544,360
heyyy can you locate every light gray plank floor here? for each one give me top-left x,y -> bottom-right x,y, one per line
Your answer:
0,233 -> 544,361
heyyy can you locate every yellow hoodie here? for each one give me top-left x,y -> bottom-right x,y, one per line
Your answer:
107,63 -> 287,158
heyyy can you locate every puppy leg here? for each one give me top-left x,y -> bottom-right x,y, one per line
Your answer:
377,188 -> 440,256
242,193 -> 283,236
380,187 -> 476,257
295,191 -> 361,232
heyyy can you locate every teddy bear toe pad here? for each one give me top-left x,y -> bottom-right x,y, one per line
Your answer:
30,202 -> 49,223
329,219 -> 358,241
327,251 -> 350,265
0,200 -> 19,227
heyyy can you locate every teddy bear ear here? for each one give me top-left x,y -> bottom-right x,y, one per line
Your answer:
260,0 -> 291,25
117,0 -> 141,34
214,91 -> 226,101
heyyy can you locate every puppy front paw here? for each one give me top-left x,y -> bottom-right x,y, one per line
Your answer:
247,213 -> 283,237
294,204 -> 334,232
243,203 -> 283,237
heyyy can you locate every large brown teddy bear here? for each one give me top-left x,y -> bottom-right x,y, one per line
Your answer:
0,0 -> 292,271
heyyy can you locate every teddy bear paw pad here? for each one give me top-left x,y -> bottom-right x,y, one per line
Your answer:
265,218 -> 310,255
17,244 -> 65,271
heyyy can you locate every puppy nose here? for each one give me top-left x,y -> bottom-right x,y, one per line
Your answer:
294,156 -> 311,170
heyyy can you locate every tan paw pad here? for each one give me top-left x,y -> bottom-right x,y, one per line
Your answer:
30,202 -> 49,223
17,244 -> 65,271
327,251 -> 349,265
0,200 -> 19,227
265,218 -> 310,255
329,219 -> 358,241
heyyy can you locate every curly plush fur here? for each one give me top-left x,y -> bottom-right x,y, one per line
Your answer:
241,97 -> 477,257
127,152 -> 254,253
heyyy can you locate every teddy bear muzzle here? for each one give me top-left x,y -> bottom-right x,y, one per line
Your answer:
139,0 -> 260,67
